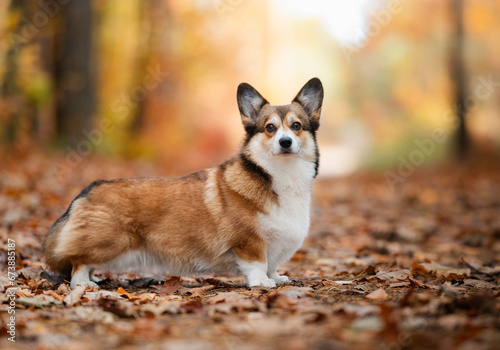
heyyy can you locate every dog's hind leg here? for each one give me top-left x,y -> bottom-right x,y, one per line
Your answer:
70,264 -> 99,288
89,267 -> 101,283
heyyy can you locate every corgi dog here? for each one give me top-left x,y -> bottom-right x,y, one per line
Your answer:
42,78 -> 323,288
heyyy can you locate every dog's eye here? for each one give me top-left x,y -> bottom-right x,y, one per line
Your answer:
266,124 -> 276,133
291,122 -> 302,131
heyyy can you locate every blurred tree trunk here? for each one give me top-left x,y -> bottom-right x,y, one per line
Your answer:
1,0 -> 35,146
128,0 -> 150,136
450,0 -> 469,158
1,0 -> 21,145
129,0 -> 170,137
54,0 -> 95,147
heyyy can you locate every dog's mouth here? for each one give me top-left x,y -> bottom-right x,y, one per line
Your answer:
278,149 -> 296,156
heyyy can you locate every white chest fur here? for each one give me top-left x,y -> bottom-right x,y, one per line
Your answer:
257,157 -> 315,266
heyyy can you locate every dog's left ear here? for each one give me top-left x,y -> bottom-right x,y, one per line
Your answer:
292,78 -> 323,130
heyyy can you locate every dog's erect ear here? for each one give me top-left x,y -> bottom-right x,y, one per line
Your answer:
292,78 -> 323,130
237,83 -> 269,131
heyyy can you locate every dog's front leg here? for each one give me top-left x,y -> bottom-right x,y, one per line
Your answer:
268,269 -> 290,284
267,255 -> 290,284
234,239 -> 276,287
237,260 -> 276,287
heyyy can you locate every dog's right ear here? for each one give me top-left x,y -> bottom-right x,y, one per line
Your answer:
237,83 -> 269,132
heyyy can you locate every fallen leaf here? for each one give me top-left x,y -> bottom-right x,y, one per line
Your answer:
357,265 -> 377,277
180,300 -> 204,314
56,283 -> 71,295
412,262 -> 470,278
137,293 -> 157,304
85,290 -> 121,302
463,279 -> 498,289
152,276 -> 183,295
16,288 -> 34,298
389,282 -> 410,288
0,275 -> 11,292
291,249 -> 307,261
117,287 -> 135,300
368,269 -> 411,282
141,301 -> 181,316
322,279 -> 353,286
183,285 -> 215,297
63,285 -> 86,306
17,295 -> 62,308
409,277 -> 425,288
27,278 -> 51,291
97,298 -> 136,318
69,306 -> 115,324
116,287 -> 156,303
46,291 -> 65,301
354,282 -> 378,293
17,266 -> 44,281
365,288 -> 388,300
207,291 -> 266,314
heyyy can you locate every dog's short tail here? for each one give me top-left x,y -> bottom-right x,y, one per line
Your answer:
42,215 -> 72,276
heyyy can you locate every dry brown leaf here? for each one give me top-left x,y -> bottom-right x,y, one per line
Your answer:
463,279 -> 498,289
365,288 -> 388,300
17,295 -> 62,308
137,293 -> 157,303
357,265 -> 377,276
207,291 -> 266,314
116,287 -> 135,299
412,262 -> 470,278
0,275 -> 11,292
46,291 -> 65,301
368,269 -> 411,282
17,266 -> 44,281
409,277 -> 424,288
183,285 -> 215,297
56,283 -> 71,295
388,282 -> 410,288
64,285 -> 86,306
291,249 -> 307,261
264,287 -> 311,308
115,287 -> 156,303
16,288 -> 34,298
98,298 -> 136,318
152,276 -> 183,295
141,301 -> 181,316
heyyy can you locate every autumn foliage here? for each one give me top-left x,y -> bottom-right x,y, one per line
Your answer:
1,152 -> 499,349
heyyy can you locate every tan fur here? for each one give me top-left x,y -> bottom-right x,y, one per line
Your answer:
45,157 -> 273,275
42,215 -> 72,275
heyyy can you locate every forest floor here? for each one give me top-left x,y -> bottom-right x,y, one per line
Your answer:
1,151 -> 499,350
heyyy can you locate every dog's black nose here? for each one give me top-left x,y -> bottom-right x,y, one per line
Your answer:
279,137 -> 292,149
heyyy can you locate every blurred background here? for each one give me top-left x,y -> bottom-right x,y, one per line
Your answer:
1,0 -> 499,177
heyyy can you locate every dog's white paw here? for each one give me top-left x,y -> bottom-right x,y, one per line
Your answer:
273,275 -> 290,284
90,275 -> 101,283
70,280 -> 99,289
249,278 -> 276,288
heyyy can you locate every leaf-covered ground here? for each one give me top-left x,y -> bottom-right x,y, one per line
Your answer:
1,152 -> 499,349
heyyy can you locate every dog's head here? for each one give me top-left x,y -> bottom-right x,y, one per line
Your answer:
237,78 -> 323,161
